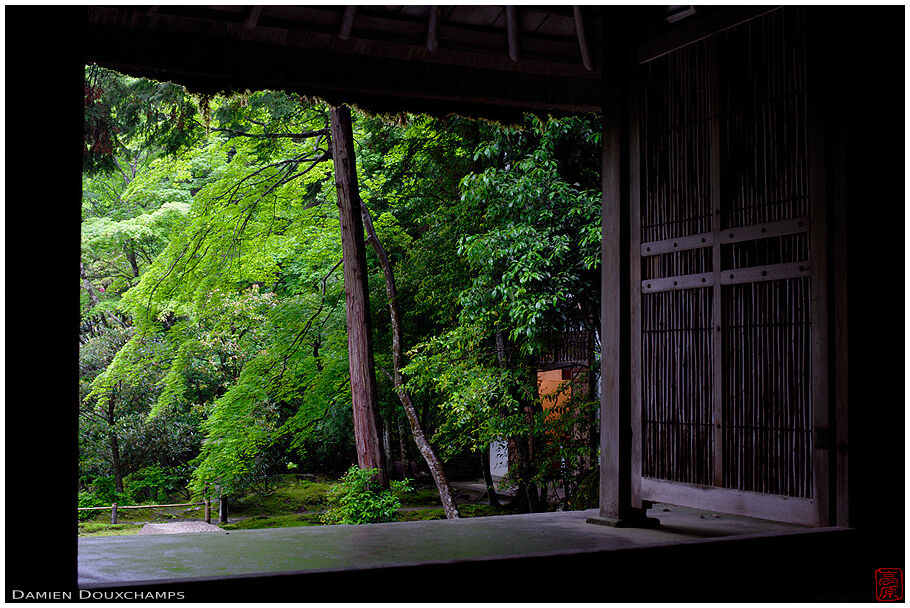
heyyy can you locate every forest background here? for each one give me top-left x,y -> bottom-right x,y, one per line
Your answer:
78,65 -> 604,520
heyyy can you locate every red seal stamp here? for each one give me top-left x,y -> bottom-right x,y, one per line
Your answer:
876,568 -> 903,601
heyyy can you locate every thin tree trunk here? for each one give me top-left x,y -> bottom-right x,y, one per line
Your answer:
126,250 -> 140,278
513,435 -> 541,512
107,398 -> 123,494
494,331 -> 541,512
360,201 -> 461,519
80,262 -> 100,306
397,417 -> 410,480
382,417 -> 394,479
480,447 -> 501,507
329,105 -> 387,487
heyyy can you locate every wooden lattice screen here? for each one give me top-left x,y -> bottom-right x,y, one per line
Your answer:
634,8 -> 825,524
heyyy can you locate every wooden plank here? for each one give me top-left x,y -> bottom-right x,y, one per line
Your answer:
718,262 -> 810,286
629,40 -> 643,509
573,6 -> 594,71
806,7 -> 831,527
639,6 -> 780,64
642,272 -> 712,294
708,35 -> 724,489
244,5 -> 262,30
641,478 -> 818,525
505,6 -> 520,62
339,6 -> 357,40
827,41 -> 849,528
426,5 -> 440,52
718,217 -> 810,245
641,231 -> 714,257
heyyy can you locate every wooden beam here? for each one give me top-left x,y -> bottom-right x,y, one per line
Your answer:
719,217 -> 810,245
642,273 -> 713,294
505,6 -> 519,62
642,232 -> 714,257
426,5 -> 440,52
572,6 -> 594,71
245,6 -> 262,30
339,6 -> 357,40
719,262 -> 811,286
641,479 -> 818,525
588,8 -> 656,529
639,6 -> 779,64
807,12 -> 831,528
708,35 -> 724,489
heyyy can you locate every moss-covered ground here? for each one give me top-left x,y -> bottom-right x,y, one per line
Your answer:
78,476 -> 519,536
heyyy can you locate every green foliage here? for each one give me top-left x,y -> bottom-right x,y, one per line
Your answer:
122,465 -> 186,504
78,491 -> 104,521
320,467 -> 412,525
81,67 -> 604,517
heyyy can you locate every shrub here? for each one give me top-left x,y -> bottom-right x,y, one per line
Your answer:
320,466 -> 411,525
123,465 -> 185,503
89,476 -> 128,505
78,491 -> 104,521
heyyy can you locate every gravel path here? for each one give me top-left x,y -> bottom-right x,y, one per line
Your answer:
136,522 -> 224,535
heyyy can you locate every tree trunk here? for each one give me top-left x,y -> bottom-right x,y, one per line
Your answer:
329,105 -> 387,487
513,435 -> 542,512
107,399 -> 123,494
480,447 -> 501,507
126,250 -> 140,277
494,331 -> 541,512
382,417 -> 394,479
80,262 -> 100,306
360,201 -> 461,519
397,417 -> 410,480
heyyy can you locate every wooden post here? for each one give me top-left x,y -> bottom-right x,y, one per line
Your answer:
204,498 -> 211,524
219,496 -> 227,524
587,8 -> 656,528
329,104 -> 388,487
111,503 -> 117,525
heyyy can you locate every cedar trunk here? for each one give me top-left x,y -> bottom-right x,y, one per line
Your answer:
329,105 -> 388,487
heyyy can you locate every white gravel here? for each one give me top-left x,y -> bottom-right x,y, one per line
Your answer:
136,522 -> 224,535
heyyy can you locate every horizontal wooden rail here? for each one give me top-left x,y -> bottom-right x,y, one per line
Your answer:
78,501 -> 205,511
640,217 -> 810,258
79,499 -> 215,525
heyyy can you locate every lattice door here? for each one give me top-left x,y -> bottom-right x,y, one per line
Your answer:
634,8 -> 827,525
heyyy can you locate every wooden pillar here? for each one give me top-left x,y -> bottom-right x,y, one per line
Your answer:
111,503 -> 118,525
588,10 -> 657,528
330,105 -> 388,487
204,498 -> 211,524
219,496 -> 228,524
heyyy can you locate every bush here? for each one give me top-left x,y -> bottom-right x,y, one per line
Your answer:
320,466 -> 411,525
89,476 -> 128,505
123,465 -> 186,504
78,491 -> 104,521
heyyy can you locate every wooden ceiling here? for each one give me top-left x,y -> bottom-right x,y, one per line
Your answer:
83,5 -> 691,120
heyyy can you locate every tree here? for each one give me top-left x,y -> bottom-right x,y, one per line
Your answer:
403,114 -> 602,512
360,202 -> 461,518
329,105 -> 387,487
